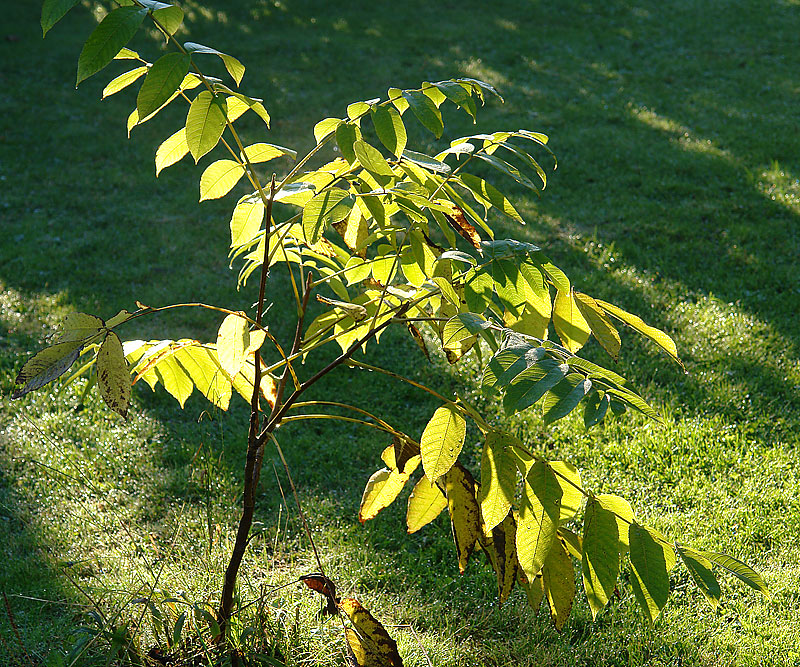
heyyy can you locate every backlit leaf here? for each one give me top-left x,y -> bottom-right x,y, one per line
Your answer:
216,313 -> 261,378
243,142 -> 295,163
155,128 -> 189,176
549,461 -> 583,523
96,332 -> 130,418
596,493 -> 635,552
406,475 -> 447,533
516,461 -> 561,581
230,196 -> 264,248
553,289 -> 590,353
371,106 -> 407,158
184,42 -> 245,85
543,538 -> 575,632
442,464 -> 481,573
186,91 -> 227,162
199,159 -> 246,201
102,65 -> 147,99
459,173 -> 524,224
154,354 -> 194,407
314,117 -> 342,143
479,512 -> 518,605
353,139 -> 395,185
137,53 -> 190,119
628,523 -> 675,625
302,188 -> 354,244
174,345 -> 231,410
595,299 -> 684,370
76,7 -> 147,85
478,431 -> 517,532
359,467 -> 411,523
420,405 -> 466,483
573,292 -> 621,362
340,598 -> 403,667
151,4 -> 184,36
12,341 -> 83,399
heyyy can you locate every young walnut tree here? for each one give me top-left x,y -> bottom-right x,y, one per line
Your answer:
16,0 -> 769,660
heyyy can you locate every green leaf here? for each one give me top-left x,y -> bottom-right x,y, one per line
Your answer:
353,139 -> 395,185
583,391 -> 610,428
96,332 -> 131,418
401,149 -> 451,174
12,341 -> 84,399
105,310 -> 134,329
102,65 -> 147,99
42,0 -> 81,36
543,538 -> 576,632
595,298 -> 684,371
516,460 -> 562,581
420,405 -> 466,483
402,90 -> 444,138
459,173 -> 524,224
199,159 -> 246,201
184,42 -> 245,85
473,152 -> 539,192
573,292 -> 621,362
58,312 -> 106,343
553,289 -> 590,353
335,122 -> 361,164
302,188 -> 354,244
629,523 -> 675,625
151,4 -> 184,36
677,546 -> 721,609
582,498 -> 621,619
77,7 -> 147,86
542,376 -> 593,425
155,128 -> 189,176
434,80 -> 477,121
596,493 -> 635,553
137,53 -> 190,119
371,106 -> 407,158
406,475 -> 447,533
699,550 -> 769,596
185,91 -> 227,162
503,361 -> 569,414
478,431 -> 517,532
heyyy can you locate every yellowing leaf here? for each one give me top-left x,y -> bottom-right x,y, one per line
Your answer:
174,345 -> 232,411
573,292 -> 621,361
302,188 -> 354,244
628,523 -> 675,625
420,404 -> 466,483
550,461 -> 583,523
442,464 -> 481,573
242,142 -> 292,164
102,65 -> 147,99
200,159 -> 246,201
478,431 -> 517,532
154,354 -> 193,407
339,598 -> 403,667
313,117 -> 342,143
553,289 -> 590,353
543,538 -> 575,632
516,461 -> 562,581
96,332 -> 131,418
12,341 -> 83,399
595,298 -> 684,371
406,475 -> 447,533
359,467 -> 410,523
155,128 -> 189,176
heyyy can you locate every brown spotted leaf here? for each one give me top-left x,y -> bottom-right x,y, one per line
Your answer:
543,537 -> 576,632
340,598 -> 403,667
479,511 -> 518,606
96,331 -> 131,418
12,340 -> 84,399
299,573 -> 339,615
442,463 -> 481,573
443,205 -> 481,249
406,323 -> 431,361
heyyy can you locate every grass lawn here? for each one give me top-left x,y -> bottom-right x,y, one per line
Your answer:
1,0 -> 799,665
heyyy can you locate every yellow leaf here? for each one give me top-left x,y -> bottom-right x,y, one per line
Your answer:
573,291 -> 621,361
478,512 -> 518,606
549,461 -> 583,524
216,313 -> 250,378
552,289 -> 590,353
359,467 -> 410,523
420,405 -> 465,483
478,431 -> 517,532
516,461 -> 561,581
96,332 -> 131,418
173,345 -> 232,411
155,128 -> 188,176
406,476 -> 447,533
200,159 -> 246,202
339,598 -> 403,667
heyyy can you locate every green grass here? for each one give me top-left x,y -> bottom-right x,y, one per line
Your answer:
2,0 -> 800,665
